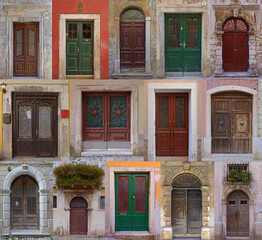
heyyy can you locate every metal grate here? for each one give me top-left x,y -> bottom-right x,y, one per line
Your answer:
227,163 -> 249,173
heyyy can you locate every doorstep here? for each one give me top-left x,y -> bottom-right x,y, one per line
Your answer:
109,231 -> 156,240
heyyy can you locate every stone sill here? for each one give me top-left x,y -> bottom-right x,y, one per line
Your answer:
9,229 -> 49,236
81,150 -> 133,156
203,154 -> 254,162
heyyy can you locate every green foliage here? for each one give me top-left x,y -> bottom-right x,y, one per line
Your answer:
226,169 -> 253,185
54,163 -> 104,189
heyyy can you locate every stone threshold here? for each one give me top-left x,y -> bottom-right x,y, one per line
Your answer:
213,72 -> 258,78
112,73 -> 152,79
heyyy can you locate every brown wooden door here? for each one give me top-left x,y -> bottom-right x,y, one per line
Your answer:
120,22 -> 145,69
227,190 -> 249,237
222,18 -> 249,72
70,197 -> 88,235
11,176 -> 39,229
212,92 -> 252,153
13,93 -> 58,157
156,93 -> 188,156
13,23 -> 38,77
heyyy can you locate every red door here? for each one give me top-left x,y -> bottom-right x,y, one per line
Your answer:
222,18 -> 249,72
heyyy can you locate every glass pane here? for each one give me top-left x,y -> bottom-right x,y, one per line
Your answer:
86,96 -> 103,128
110,96 -> 127,128
39,106 -> 52,138
28,30 -> 35,57
19,106 -> 32,138
16,29 -> 23,57
83,23 -> 91,39
187,18 -> 198,48
158,96 -> 169,128
120,9 -> 145,21
69,23 -> 78,39
12,178 -> 23,215
27,178 -> 37,215
176,97 -> 185,128
135,176 -> 146,212
118,176 -> 129,212
168,18 -> 180,48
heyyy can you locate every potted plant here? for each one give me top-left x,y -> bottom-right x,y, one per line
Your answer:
226,169 -> 253,185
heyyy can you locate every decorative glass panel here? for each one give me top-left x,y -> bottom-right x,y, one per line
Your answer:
86,96 -> 103,128
69,23 -> 78,39
28,30 -> 35,57
120,9 -> 145,21
83,23 -> 91,39
172,173 -> 201,188
19,106 -> 32,138
223,18 -> 248,32
27,178 -> 37,215
159,96 -> 169,128
110,96 -> 127,128
176,97 -> 185,128
187,18 -> 198,48
70,197 -> 88,208
16,29 -> 23,57
12,178 -> 23,215
168,18 -> 180,48
118,176 -> 129,212
39,106 -> 52,138
135,176 -> 146,212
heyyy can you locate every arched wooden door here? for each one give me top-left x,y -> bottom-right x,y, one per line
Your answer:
222,18 -> 249,72
70,197 -> 88,234
227,190 -> 249,237
120,8 -> 145,69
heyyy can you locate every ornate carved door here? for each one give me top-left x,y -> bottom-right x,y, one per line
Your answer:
13,93 -> 58,157
156,93 -> 188,156
11,176 -> 39,229
227,190 -> 249,237
70,197 -> 88,234
223,18 -> 249,72
115,173 -> 149,231
165,14 -> 201,72
120,9 -> 145,69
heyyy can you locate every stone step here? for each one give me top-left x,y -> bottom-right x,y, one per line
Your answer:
108,233 -> 156,240
112,73 -> 152,79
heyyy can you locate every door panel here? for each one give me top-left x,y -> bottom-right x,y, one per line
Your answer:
187,190 -> 201,234
235,33 -> 249,71
70,209 -> 87,234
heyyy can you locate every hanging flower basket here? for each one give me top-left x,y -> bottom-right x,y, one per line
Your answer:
54,163 -> 104,189
226,169 -> 253,185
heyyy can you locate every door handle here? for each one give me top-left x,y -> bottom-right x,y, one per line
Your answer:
183,42 -> 186,49
36,129 -> 39,136
77,47 -> 79,53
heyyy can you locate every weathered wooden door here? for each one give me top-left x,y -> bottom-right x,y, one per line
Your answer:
70,197 -> 88,234
11,176 -> 39,229
13,23 -> 38,77
156,93 -> 188,156
212,92 -> 252,153
115,173 -> 149,231
165,14 -> 201,72
223,18 -> 249,72
120,9 -> 145,69
227,190 -> 249,237
66,21 -> 93,75
13,93 -> 58,157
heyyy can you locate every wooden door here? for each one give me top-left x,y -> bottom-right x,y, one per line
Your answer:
70,197 -> 88,234
212,92 -> 252,153
223,18 -> 249,72
115,173 -> 149,231
66,21 -> 93,75
156,93 -> 188,156
227,190 -> 249,237
13,23 -> 38,77
13,93 -> 58,157
165,14 -> 201,72
11,176 -> 39,229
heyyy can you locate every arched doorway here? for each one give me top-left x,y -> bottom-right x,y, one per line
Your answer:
70,197 -> 88,234
227,190 -> 249,237
120,8 -> 145,69
172,174 -> 202,235
11,176 -> 39,229
222,18 -> 249,72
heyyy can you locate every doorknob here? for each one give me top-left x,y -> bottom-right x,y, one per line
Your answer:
132,196 -> 135,199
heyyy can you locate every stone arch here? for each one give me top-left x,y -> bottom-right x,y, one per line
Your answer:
68,194 -> 90,209
223,184 -> 253,202
115,3 -> 150,21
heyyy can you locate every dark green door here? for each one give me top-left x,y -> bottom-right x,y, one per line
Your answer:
165,14 -> 201,72
115,173 -> 149,231
66,21 -> 93,75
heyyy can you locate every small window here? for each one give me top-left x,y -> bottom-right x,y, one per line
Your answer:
241,200 -> 247,204
53,196 -> 57,208
100,196 -> 105,209
228,163 -> 249,173
229,200 -> 235,205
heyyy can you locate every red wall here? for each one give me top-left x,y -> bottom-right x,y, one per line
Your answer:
52,0 -> 109,79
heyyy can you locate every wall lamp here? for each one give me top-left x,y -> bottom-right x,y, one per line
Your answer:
1,82 -> 6,94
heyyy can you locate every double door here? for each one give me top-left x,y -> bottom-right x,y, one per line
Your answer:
115,173 -> 148,231
156,93 -> 188,156
165,14 -> 201,72
66,21 -> 93,75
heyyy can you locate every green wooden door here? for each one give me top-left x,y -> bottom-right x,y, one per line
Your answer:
115,173 -> 149,231
165,14 -> 201,72
66,21 -> 93,75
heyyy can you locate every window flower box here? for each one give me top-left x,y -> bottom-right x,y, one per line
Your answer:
226,169 -> 253,185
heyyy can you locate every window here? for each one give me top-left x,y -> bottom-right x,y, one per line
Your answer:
13,22 -> 39,77
211,91 -> 252,153
100,196 -> 105,210
228,163 -> 249,173
82,92 -> 130,145
53,196 -> 57,209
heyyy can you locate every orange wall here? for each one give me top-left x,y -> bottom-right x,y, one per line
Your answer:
52,0 -> 109,79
